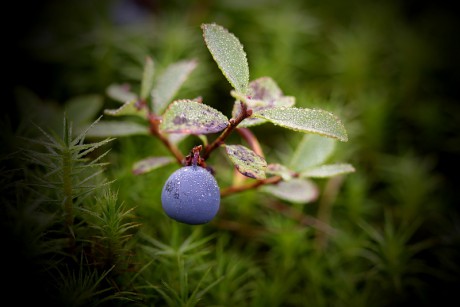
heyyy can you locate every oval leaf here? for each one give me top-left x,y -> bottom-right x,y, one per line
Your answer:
266,163 -> 297,181
289,134 -> 336,171
261,178 -> 319,204
160,100 -> 228,134
202,23 -> 249,94
301,163 -> 355,178
104,98 -> 148,118
224,144 -> 267,179
140,56 -> 155,100
249,77 -> 282,99
64,94 -> 103,126
85,121 -> 149,138
106,83 -> 138,104
232,96 -> 296,128
167,133 -> 189,145
231,77 -> 296,127
132,156 -> 175,175
152,59 -> 197,114
253,107 -> 348,141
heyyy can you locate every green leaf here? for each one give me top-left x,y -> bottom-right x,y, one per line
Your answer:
223,144 -> 267,179
289,134 -> 336,171
160,99 -> 228,134
232,77 -> 295,127
15,87 -> 65,133
85,121 -> 149,138
104,98 -> 148,118
106,83 -> 138,104
140,56 -> 155,100
261,178 -> 318,204
301,163 -> 355,178
64,94 -> 103,126
249,76 -> 282,99
253,107 -> 348,141
132,156 -> 175,175
167,133 -> 189,145
152,59 -> 197,114
202,23 -> 249,94
266,163 -> 297,180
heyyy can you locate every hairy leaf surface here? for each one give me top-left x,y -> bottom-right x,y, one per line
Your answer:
202,23 -> 249,94
132,156 -> 175,175
253,107 -> 348,141
261,178 -> 318,204
106,84 -> 137,104
160,100 -> 228,134
104,99 -> 148,118
301,163 -> 355,178
140,56 -> 155,100
85,121 -> 149,137
152,60 -> 197,114
232,77 -> 295,127
224,145 -> 267,179
266,163 -> 297,180
290,134 -> 336,171
64,95 -> 103,126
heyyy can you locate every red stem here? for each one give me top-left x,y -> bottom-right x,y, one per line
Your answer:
220,175 -> 282,197
203,102 -> 252,160
148,114 -> 184,165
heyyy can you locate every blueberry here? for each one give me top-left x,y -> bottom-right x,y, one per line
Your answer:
161,166 -> 220,225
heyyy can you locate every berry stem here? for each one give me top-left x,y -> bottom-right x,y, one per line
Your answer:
192,146 -> 200,166
203,101 -> 252,160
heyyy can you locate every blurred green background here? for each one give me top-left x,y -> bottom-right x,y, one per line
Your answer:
3,0 -> 460,306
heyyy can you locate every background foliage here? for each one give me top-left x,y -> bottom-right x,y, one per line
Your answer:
2,0 -> 460,306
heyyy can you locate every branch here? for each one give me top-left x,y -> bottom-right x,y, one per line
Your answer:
148,114 -> 184,165
203,101 -> 252,160
220,175 -> 282,197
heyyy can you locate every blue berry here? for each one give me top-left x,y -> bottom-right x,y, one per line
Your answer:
161,166 -> 220,225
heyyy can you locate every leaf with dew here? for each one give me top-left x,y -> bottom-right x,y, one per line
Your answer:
106,83 -> 138,104
231,77 -> 295,127
289,134 -> 336,172
140,56 -> 155,100
301,163 -> 355,178
261,178 -> 318,204
223,144 -> 267,179
266,163 -> 297,181
64,94 -> 104,127
152,59 -> 197,114
253,107 -> 348,141
132,156 -> 175,175
85,121 -> 149,138
160,100 -> 228,135
202,23 -> 249,94
104,98 -> 148,118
